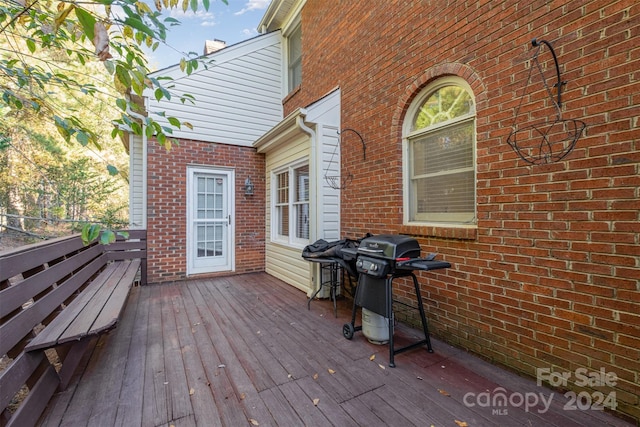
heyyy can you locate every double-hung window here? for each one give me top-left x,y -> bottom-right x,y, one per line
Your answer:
287,23 -> 302,92
273,163 -> 309,245
404,78 -> 476,225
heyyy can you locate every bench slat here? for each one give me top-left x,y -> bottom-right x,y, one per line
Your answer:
0,244 -> 103,319
58,260 -> 138,344
25,260 -> 140,352
57,262 -> 128,344
90,259 -> 140,336
24,262 -> 121,352
0,351 -> 46,411
0,254 -> 108,357
0,236 -> 90,282
6,365 -> 59,427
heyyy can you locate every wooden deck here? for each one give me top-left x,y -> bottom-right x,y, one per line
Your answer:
37,273 -> 632,427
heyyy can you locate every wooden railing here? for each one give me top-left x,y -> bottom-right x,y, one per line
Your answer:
0,230 -> 146,427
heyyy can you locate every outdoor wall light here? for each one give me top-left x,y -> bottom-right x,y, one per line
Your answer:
244,177 -> 254,195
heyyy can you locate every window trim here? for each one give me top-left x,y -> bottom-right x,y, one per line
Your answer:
402,76 -> 477,227
283,17 -> 302,95
271,159 -> 310,248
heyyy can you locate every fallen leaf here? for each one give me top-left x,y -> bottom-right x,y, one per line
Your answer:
454,420 -> 468,427
288,374 -> 293,379
313,373 -> 319,380
249,418 -> 259,426
369,354 -> 376,361
378,364 -> 386,370
417,376 -> 423,380
218,364 -> 226,368
189,388 -> 195,395
438,389 -> 450,396
313,398 -> 320,406
328,368 -> 336,374
240,393 -> 246,400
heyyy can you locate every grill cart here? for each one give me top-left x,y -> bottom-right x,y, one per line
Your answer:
342,234 -> 450,367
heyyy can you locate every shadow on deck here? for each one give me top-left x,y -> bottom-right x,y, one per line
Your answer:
38,273 -> 632,426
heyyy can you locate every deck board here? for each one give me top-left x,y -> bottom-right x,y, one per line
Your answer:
38,273 -> 634,427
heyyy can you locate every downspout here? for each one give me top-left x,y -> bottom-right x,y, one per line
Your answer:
297,113 -> 321,297
296,113 -> 317,243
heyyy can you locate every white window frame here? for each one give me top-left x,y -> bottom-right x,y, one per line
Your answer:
283,17 -> 302,94
271,160 -> 310,247
402,76 -> 477,226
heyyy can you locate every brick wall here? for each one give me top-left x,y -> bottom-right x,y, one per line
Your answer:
291,0 -> 639,422
146,140 -> 265,283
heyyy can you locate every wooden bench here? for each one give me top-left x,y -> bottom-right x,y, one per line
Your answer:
0,230 -> 146,427
25,259 -> 141,352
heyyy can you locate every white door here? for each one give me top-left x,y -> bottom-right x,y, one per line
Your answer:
187,167 -> 234,275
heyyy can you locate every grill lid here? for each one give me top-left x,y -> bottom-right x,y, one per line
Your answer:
357,234 -> 421,260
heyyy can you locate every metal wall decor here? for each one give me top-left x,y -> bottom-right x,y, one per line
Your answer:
324,128 -> 366,190
506,38 -> 586,165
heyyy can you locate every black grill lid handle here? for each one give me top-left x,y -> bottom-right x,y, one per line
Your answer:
359,247 -> 385,254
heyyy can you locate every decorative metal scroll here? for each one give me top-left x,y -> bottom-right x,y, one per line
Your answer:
324,128 -> 366,190
506,38 -> 586,165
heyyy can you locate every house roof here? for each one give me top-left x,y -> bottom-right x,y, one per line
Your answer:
259,0 -> 305,33
253,107 -> 308,153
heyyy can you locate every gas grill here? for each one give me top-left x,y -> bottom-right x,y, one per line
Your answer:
342,234 -> 451,367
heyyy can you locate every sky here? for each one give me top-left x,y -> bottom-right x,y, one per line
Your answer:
145,0 -> 272,70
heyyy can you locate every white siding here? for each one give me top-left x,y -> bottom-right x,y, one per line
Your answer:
145,32 -> 283,146
264,135 -> 312,292
318,124 -> 340,240
307,90 -> 341,242
128,134 -> 145,229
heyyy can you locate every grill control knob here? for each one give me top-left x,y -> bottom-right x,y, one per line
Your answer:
371,264 -> 378,271
356,260 -> 363,268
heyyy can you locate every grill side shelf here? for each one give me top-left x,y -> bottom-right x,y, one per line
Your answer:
395,259 -> 451,271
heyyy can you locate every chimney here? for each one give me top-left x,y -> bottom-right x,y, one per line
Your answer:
204,39 -> 226,55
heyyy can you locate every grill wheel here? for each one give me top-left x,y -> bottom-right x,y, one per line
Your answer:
342,323 -> 355,340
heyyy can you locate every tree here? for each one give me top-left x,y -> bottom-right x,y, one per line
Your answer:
1,0 -> 226,242
0,0 -> 224,151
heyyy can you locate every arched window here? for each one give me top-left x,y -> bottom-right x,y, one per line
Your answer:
403,78 -> 476,224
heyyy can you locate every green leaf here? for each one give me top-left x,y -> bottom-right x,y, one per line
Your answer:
116,98 -> 127,111
107,165 -> 119,175
168,117 -> 181,128
122,17 -> 155,38
26,39 -> 36,53
202,0 -> 210,10
104,60 -> 115,75
81,223 -> 101,245
75,8 -> 97,42
115,65 -> 131,88
76,131 -> 90,146
100,230 -> 116,245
